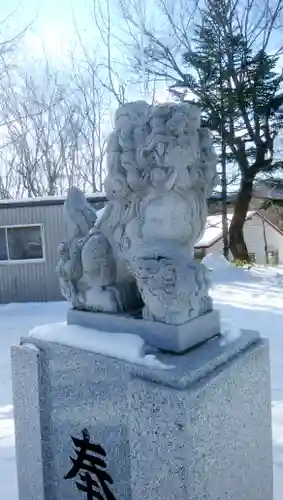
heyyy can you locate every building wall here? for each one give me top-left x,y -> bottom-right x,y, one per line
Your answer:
205,214 -> 283,264
205,238 -> 224,257
0,199 -> 105,303
243,215 -> 283,264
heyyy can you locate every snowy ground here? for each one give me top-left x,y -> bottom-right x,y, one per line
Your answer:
0,259 -> 283,499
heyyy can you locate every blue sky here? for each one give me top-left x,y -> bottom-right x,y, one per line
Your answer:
0,0 -> 95,60
0,0 -> 162,105
3,0 -> 82,28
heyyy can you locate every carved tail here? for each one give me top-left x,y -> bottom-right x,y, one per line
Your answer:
64,187 -> 97,241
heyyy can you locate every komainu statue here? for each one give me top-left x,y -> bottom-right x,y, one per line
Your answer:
57,101 -> 218,326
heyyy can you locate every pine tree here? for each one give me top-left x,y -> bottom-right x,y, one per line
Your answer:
172,0 -> 283,260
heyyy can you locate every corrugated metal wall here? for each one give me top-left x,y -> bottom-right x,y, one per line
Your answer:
0,199 -> 105,303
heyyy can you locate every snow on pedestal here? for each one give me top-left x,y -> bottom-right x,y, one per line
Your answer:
29,322 -> 173,370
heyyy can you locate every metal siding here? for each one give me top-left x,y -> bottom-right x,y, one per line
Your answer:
0,204 -> 65,303
0,200 -> 105,304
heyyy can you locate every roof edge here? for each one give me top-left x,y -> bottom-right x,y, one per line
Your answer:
0,193 -> 108,209
195,210 -> 283,249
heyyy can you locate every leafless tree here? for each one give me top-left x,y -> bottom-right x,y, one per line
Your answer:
0,11 -> 34,198
0,51 -> 111,197
69,53 -> 109,192
74,0 -> 127,107
0,60 -> 78,196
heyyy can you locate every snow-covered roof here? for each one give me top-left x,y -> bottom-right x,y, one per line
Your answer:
195,211 -> 256,248
253,180 -> 283,200
0,192 -> 107,208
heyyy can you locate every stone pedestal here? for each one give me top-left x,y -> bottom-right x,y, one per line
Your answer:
11,328 -> 273,500
67,308 -> 221,353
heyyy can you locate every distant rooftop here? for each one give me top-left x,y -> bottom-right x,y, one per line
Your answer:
210,182 -> 283,203
253,180 -> 283,200
195,210 -> 283,248
0,192 -> 107,209
195,211 -> 256,248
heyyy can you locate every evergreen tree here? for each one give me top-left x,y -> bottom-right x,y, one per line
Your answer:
171,0 -> 283,259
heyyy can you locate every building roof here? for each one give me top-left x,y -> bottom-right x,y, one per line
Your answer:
253,179 -> 283,200
0,182 -> 280,210
208,184 -> 283,205
195,210 -> 283,249
0,192 -> 107,209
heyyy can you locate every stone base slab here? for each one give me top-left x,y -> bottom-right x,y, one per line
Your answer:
11,328 -> 273,500
67,308 -> 221,353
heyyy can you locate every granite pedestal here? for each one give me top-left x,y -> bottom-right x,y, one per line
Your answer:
11,327 -> 273,500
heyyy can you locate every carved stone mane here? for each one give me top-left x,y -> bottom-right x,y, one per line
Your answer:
57,101 -> 218,326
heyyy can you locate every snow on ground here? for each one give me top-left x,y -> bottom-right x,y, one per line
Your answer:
0,301 -> 68,500
0,261 -> 283,499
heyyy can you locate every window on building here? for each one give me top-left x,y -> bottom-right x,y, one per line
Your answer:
0,228 -> 8,261
268,250 -> 279,266
248,253 -> 256,263
0,225 -> 44,263
194,248 -> 206,261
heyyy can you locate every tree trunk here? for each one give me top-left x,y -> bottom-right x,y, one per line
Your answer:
219,40 -> 229,260
229,172 -> 255,261
261,219 -> 269,264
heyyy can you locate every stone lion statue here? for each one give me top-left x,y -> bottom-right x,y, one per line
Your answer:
57,101 -> 218,325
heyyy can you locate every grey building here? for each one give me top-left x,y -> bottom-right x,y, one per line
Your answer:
0,193 -> 106,304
